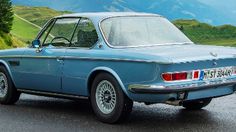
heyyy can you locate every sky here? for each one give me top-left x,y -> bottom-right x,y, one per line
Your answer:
198,0 -> 236,12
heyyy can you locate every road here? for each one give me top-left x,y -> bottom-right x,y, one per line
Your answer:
0,94 -> 235,132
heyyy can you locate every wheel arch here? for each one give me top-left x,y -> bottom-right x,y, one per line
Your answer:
87,67 -> 130,98
0,60 -> 16,86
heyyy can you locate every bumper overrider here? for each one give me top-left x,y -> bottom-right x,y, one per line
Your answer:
128,78 -> 236,94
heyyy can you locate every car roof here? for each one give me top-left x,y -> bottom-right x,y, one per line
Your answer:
57,12 -> 161,20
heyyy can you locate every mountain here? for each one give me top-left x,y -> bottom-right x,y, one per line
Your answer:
11,0 -> 236,26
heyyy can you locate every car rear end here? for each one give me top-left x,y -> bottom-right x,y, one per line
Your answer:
128,49 -> 236,104
100,14 -> 236,104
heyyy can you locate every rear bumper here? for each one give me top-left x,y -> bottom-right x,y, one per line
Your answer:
128,79 -> 236,94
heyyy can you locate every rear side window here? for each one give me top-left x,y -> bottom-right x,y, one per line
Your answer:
71,18 -> 98,48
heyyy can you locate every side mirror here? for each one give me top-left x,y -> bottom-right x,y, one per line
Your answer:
32,39 -> 42,53
32,39 -> 40,48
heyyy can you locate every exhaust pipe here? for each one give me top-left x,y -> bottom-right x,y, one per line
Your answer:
165,97 -> 183,106
165,100 -> 182,106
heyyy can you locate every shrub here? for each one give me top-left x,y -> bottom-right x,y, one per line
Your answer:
0,0 -> 14,33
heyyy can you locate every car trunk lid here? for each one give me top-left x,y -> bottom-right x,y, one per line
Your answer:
125,44 -> 236,64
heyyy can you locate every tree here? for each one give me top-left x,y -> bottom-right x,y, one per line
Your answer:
179,25 -> 184,31
0,0 -> 14,33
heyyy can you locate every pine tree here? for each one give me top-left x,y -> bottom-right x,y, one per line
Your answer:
0,0 -> 14,33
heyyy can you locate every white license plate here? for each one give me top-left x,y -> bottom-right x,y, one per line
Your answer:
203,67 -> 235,80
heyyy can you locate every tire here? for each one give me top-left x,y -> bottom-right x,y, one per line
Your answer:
0,66 -> 20,105
90,73 -> 133,124
182,98 -> 212,110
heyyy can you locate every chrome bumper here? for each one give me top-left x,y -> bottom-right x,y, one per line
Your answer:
128,79 -> 236,94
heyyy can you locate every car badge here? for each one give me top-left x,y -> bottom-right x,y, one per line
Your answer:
210,52 -> 218,57
213,61 -> 217,66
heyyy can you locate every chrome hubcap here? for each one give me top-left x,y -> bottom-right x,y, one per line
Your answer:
95,80 -> 116,114
0,73 -> 8,98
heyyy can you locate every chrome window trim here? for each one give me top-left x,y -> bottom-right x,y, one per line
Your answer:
36,18 -> 54,39
98,15 -> 194,49
36,16 -> 99,49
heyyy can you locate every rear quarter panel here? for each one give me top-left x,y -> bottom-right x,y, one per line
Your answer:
62,48 -> 161,97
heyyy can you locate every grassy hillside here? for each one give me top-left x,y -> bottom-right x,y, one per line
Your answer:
13,6 -> 70,27
0,31 -> 25,49
9,6 -> 70,45
11,15 -> 41,44
173,19 -> 236,47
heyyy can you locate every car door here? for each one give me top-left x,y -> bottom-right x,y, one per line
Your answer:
18,17 -> 81,93
62,18 -> 99,96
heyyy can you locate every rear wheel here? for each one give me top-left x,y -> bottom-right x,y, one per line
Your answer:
182,98 -> 212,110
0,66 -> 20,105
90,73 -> 133,124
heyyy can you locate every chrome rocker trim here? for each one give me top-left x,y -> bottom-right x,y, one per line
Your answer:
128,79 -> 236,94
18,89 -> 88,100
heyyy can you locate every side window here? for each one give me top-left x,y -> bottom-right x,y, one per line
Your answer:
71,18 -> 98,48
39,20 -> 54,45
39,18 -> 80,47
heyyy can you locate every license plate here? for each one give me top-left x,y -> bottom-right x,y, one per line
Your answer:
203,67 -> 235,80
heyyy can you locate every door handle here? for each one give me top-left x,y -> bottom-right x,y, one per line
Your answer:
56,58 -> 63,63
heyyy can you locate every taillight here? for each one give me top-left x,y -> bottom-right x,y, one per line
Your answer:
162,70 -> 200,82
172,72 -> 188,80
162,73 -> 172,81
193,70 -> 199,79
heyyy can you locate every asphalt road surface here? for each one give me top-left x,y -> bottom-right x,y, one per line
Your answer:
0,94 -> 235,132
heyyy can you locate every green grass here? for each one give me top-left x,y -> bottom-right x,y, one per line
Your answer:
173,19 -> 236,47
9,6 -> 71,45
199,39 -> 236,47
0,31 -> 12,49
0,31 -> 25,49
13,6 -> 70,27
11,15 -> 41,44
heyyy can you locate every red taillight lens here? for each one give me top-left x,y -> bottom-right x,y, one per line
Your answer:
193,71 -> 199,79
162,72 -> 188,81
172,72 -> 188,80
162,73 -> 172,81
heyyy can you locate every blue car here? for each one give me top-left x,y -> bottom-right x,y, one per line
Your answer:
0,12 -> 235,123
